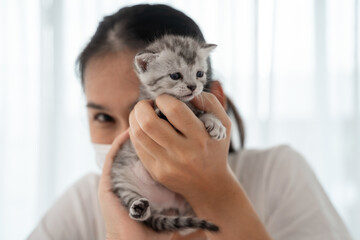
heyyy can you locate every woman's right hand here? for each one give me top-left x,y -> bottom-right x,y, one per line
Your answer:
98,129 -> 173,240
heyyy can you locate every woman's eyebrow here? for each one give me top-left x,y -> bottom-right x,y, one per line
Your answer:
86,102 -> 108,110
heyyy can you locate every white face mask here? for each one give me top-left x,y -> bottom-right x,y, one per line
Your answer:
92,143 -> 112,169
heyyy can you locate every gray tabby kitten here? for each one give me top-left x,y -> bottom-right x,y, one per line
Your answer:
111,35 -> 226,232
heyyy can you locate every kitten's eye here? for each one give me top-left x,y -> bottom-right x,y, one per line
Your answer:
169,72 -> 182,80
196,71 -> 204,78
94,113 -> 114,123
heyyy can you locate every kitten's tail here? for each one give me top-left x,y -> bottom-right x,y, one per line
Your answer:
144,214 -> 219,232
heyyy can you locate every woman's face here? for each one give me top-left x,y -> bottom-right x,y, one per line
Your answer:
84,51 -> 140,144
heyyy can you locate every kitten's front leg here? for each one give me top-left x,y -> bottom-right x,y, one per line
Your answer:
199,113 -> 226,140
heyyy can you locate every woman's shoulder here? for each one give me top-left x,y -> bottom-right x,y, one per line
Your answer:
71,172 -> 101,192
63,172 -> 102,204
229,146 -> 352,239
230,144 -> 301,161
50,172 -> 102,216
229,144 -> 308,181
228,145 -> 310,219
28,172 -> 104,240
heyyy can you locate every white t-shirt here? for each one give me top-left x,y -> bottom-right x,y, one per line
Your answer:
28,145 -> 353,240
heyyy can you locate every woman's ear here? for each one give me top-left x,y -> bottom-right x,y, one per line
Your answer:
209,80 -> 227,110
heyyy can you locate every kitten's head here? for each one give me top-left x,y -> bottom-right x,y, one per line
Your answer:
134,35 -> 217,102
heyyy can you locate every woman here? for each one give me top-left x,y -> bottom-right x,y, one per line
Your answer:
28,4 -> 352,240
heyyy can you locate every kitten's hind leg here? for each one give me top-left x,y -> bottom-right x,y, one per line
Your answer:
112,186 -> 151,221
129,198 -> 151,221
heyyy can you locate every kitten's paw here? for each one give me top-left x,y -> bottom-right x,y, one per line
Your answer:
129,198 -> 151,221
202,115 -> 226,140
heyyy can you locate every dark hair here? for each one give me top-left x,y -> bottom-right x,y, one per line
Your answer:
77,4 -> 245,150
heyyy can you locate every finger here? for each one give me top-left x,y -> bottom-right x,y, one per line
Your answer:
155,94 -> 206,138
129,129 -> 159,181
134,100 -> 185,148
191,92 -> 232,130
129,109 -> 167,157
101,129 -> 130,182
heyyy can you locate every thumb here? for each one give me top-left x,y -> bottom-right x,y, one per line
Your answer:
99,129 -> 130,191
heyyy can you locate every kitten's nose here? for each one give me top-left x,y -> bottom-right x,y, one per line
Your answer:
187,85 -> 196,91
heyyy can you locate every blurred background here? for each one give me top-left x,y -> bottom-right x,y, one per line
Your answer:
0,0 -> 359,239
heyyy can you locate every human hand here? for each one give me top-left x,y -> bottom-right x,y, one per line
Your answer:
98,129 -> 173,240
128,92 -> 232,207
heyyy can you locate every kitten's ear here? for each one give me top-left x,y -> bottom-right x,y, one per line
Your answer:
134,51 -> 159,73
200,44 -> 217,57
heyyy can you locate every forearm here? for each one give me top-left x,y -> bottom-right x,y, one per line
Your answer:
188,166 -> 272,240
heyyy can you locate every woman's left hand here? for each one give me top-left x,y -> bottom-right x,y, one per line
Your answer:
98,129 -> 174,240
128,92 -> 232,206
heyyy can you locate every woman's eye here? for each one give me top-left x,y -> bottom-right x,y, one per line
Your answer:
94,113 -> 114,123
169,72 -> 182,80
196,71 -> 204,78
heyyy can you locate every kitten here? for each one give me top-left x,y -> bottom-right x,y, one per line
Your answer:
111,35 -> 226,232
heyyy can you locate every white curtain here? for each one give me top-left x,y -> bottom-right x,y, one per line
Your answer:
0,0 -> 359,239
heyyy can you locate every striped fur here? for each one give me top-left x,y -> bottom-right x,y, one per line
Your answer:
111,35 -> 225,232
145,215 -> 219,232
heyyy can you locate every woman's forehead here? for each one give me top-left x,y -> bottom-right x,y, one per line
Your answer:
84,52 -> 140,108
85,51 -> 136,80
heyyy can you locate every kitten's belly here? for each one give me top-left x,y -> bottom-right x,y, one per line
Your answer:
128,161 -> 187,211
